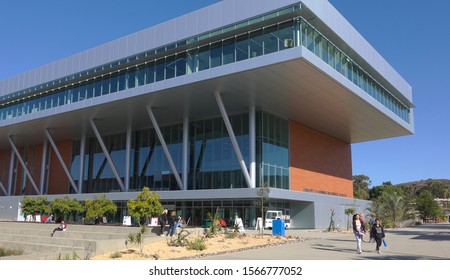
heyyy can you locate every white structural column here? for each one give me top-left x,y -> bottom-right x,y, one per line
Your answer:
182,117 -> 189,191
125,125 -> 132,191
89,119 -> 125,191
8,136 -> 40,195
146,106 -> 183,190
295,18 -> 301,47
39,139 -> 48,194
214,92 -> 253,188
249,106 -> 256,189
44,129 -> 79,194
7,149 -> 15,195
78,133 -> 86,193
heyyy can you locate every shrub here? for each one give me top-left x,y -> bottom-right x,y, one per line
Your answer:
167,228 -> 191,247
110,251 -> 122,259
0,247 -> 23,257
125,225 -> 148,255
187,237 -> 207,251
56,251 -> 80,260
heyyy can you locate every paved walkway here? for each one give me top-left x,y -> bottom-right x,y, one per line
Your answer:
203,223 -> 450,260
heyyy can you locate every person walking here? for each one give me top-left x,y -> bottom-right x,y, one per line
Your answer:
370,218 -> 385,254
359,212 -> 366,241
352,214 -> 364,254
158,209 -> 168,236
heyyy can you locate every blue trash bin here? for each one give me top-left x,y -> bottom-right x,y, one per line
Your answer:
272,219 -> 285,236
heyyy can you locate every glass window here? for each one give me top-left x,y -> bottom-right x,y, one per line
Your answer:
176,53 -> 186,77
110,73 -> 118,93
127,68 -> 136,89
327,43 -> 335,67
210,41 -> 222,68
186,48 -> 198,74
79,83 -> 87,101
222,37 -> 235,65
306,25 -> 314,52
249,29 -> 263,58
314,30 -> 321,58
198,45 -> 210,71
165,55 -> 176,79
235,33 -> 249,61
335,49 -> 341,73
155,59 -> 165,82
101,76 -> 110,95
136,65 -> 145,86
118,71 -> 126,91
71,87 -> 79,102
94,79 -> 102,97
86,81 -> 94,99
145,61 -> 155,84
278,20 -> 294,51
263,25 -> 278,54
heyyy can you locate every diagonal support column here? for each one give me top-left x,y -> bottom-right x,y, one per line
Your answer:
39,139 -> 48,194
44,129 -> 79,194
214,92 -> 253,188
0,181 -> 7,196
8,136 -> 40,195
89,119 -> 125,191
7,149 -> 14,195
146,106 -> 183,190
78,132 -> 86,193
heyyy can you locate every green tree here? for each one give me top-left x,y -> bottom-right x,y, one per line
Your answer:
127,187 -> 163,225
370,191 -> 414,228
254,182 -> 270,236
50,196 -> 84,221
20,197 -> 50,219
353,175 -> 371,200
344,208 -> 355,230
416,190 -> 442,223
84,194 -> 117,223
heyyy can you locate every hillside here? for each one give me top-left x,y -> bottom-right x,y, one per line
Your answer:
395,179 -> 450,198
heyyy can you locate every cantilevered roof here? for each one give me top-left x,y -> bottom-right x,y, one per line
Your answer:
0,45 -> 413,150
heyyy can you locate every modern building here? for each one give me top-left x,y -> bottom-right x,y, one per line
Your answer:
0,0 -> 413,228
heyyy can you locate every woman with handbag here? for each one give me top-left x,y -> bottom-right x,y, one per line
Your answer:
352,214 -> 365,254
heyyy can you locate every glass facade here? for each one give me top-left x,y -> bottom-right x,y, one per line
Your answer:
189,115 -> 249,190
106,199 -> 290,227
298,18 -> 410,122
256,111 -> 289,189
69,111 -> 288,192
0,4 -> 410,123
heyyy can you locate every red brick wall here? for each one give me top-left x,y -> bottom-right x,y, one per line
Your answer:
289,120 -> 353,198
0,140 -> 73,195
48,140 -> 72,194
0,150 -> 11,195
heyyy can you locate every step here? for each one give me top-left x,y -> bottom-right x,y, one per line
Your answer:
0,233 -> 97,249
0,240 -> 84,255
0,227 -> 130,240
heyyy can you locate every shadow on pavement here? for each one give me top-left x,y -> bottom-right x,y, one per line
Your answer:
387,223 -> 450,241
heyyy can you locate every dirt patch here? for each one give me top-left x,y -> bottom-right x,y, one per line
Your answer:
92,230 -> 308,260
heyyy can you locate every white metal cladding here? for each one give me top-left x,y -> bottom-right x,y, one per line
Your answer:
0,0 -> 411,104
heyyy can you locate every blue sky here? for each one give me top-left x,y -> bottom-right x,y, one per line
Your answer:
0,0 -> 448,187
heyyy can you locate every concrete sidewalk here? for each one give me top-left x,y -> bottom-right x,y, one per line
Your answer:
203,223 -> 450,260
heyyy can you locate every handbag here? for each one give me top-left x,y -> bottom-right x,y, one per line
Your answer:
383,239 -> 387,247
